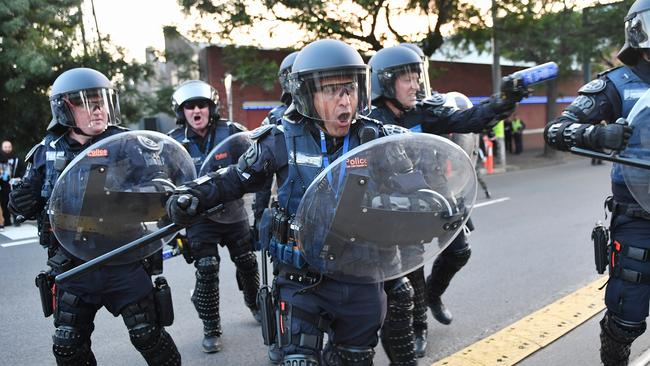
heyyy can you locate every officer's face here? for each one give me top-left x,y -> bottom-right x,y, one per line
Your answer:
394,71 -> 420,109
183,100 -> 210,133
313,75 -> 358,138
68,96 -> 108,135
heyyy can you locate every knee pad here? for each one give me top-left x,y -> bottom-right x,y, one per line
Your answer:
121,293 -> 159,350
385,277 -> 414,319
282,354 -> 320,366
233,250 -> 258,272
323,344 -> 375,366
406,268 -> 428,329
443,247 -> 472,270
382,277 -> 416,365
195,256 -> 220,280
600,312 -> 646,365
193,256 -> 221,332
52,325 -> 96,365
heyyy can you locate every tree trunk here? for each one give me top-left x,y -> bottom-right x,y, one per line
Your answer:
543,78 -> 559,158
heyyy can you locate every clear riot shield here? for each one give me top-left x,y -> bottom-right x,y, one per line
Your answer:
199,132 -> 252,224
48,131 -> 196,264
622,89 -> 650,212
294,133 -> 477,283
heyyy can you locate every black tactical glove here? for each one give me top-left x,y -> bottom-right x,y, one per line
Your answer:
165,191 -> 203,226
9,182 -> 42,219
586,119 -> 634,151
490,76 -> 529,115
164,174 -> 219,225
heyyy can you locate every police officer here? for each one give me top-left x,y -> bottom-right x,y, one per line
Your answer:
168,80 -> 261,353
368,45 -> 525,364
166,39 -> 389,365
544,2 -> 647,364
9,68 -> 181,365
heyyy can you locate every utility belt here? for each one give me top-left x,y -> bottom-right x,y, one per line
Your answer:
606,196 -> 650,221
268,203 -> 306,269
592,217 -> 650,284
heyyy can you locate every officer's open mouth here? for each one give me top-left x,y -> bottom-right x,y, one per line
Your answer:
193,115 -> 201,121
337,112 -> 351,123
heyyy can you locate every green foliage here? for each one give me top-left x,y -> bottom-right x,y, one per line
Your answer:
185,0 -> 487,54
0,0 -> 152,155
222,46 -> 279,91
179,0 -> 488,83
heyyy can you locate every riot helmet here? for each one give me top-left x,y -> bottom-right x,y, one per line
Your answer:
278,51 -> 299,105
171,80 -> 220,125
49,68 -> 121,132
400,43 -> 429,71
618,0 -> 650,65
446,91 -> 473,110
369,46 -> 431,110
288,39 -> 371,127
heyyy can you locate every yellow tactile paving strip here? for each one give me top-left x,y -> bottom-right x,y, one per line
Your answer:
431,276 -> 608,366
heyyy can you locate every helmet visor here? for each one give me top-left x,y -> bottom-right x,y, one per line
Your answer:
62,88 -> 120,127
379,63 -> 431,103
290,68 -> 371,122
626,10 -> 650,49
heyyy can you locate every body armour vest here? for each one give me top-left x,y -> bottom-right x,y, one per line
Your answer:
607,66 -> 650,185
41,127 -> 124,200
269,118 -> 373,270
168,120 -> 233,173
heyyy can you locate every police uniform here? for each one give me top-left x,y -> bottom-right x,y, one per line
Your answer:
19,126 -> 181,365
168,118 -> 262,341
179,114 -> 388,364
545,61 -> 650,365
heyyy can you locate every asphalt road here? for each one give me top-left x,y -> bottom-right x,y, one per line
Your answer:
1,158 -> 649,365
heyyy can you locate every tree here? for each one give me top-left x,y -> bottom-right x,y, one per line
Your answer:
178,0 -> 490,87
451,0 -> 631,157
0,0 -> 152,154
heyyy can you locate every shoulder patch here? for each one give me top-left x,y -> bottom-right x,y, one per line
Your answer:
578,79 -> 606,94
250,124 -> 274,140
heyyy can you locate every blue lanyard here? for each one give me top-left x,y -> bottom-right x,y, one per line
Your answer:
320,130 -> 349,196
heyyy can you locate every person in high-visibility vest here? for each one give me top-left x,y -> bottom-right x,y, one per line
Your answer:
511,114 -> 526,154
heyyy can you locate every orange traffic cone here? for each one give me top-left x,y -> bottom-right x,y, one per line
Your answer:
482,135 -> 494,175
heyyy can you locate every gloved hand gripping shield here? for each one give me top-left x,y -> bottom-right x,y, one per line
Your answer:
199,131 -> 253,224
622,89 -> 650,212
294,133 -> 477,283
48,131 -> 196,264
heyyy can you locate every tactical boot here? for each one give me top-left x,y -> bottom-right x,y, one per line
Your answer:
202,334 -> 223,353
429,296 -> 453,325
414,327 -> 428,358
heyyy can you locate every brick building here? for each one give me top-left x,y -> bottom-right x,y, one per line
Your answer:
200,45 -> 585,149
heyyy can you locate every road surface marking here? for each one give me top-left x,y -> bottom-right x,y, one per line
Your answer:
474,197 -> 511,208
0,224 -> 38,240
431,277 -> 607,366
1,238 -> 39,247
